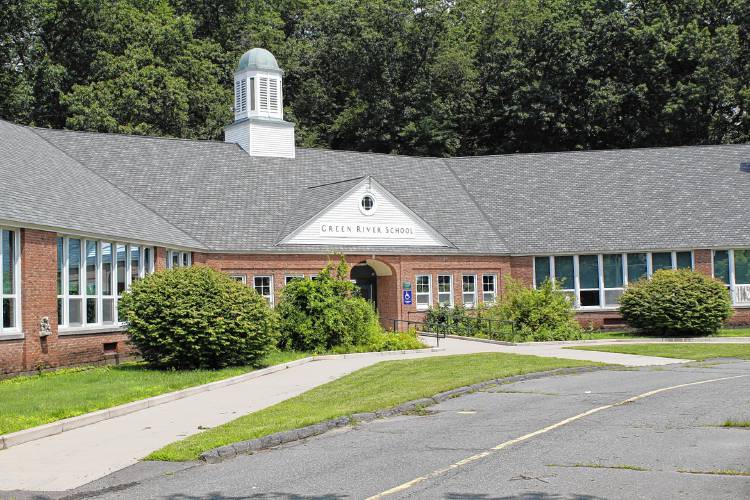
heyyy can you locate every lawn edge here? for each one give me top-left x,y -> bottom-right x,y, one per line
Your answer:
0,346 -> 444,450
196,365 -> 607,464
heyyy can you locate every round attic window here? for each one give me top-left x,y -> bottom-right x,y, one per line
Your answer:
360,194 -> 376,215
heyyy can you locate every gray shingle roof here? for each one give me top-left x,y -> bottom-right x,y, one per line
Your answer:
445,145 -> 750,254
0,120 -> 204,249
32,127 -> 506,254
5,120 -> 749,256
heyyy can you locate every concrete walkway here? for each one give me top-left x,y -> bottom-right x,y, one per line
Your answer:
0,337 -> 685,492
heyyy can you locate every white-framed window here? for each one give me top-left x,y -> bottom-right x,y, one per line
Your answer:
437,274 -> 453,307
285,275 -> 304,284
1,228 -> 20,334
714,249 -> 750,305
166,250 -> 191,269
253,276 -> 273,305
57,236 -> 154,329
482,274 -> 497,303
534,251 -> 694,309
462,275 -> 476,308
415,274 -> 431,310
230,274 -> 247,284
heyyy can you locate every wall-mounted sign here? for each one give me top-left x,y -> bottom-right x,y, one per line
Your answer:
403,290 -> 413,305
319,223 -> 416,239
402,281 -> 411,290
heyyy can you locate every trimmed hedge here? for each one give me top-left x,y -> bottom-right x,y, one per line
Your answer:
119,266 -> 278,369
619,269 -> 732,336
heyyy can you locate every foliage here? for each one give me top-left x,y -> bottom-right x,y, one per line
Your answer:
148,352 -> 599,461
484,277 -> 583,341
329,330 -> 426,354
3,0 -> 750,153
119,266 -> 278,369
276,257 -> 382,352
618,269 -> 733,336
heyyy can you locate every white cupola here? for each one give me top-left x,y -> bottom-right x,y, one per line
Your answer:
224,48 -> 295,158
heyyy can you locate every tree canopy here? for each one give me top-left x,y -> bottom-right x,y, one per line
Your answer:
1,0 -> 749,155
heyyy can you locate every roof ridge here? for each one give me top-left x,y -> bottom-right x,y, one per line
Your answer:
446,142 -> 750,162
27,127 -> 210,250
440,158 -> 511,253
306,176 -> 365,189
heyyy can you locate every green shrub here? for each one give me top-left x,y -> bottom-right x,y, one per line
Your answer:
619,269 -> 732,336
119,266 -> 278,369
485,277 -> 583,341
424,304 -> 473,335
276,258 -> 382,352
329,330 -> 425,354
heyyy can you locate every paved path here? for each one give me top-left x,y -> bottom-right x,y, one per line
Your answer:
0,337 -> 686,492
79,360 -> 750,500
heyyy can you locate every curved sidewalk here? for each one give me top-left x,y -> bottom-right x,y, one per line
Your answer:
0,337 -> 684,492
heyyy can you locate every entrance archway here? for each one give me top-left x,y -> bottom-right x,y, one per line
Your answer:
350,263 -> 377,308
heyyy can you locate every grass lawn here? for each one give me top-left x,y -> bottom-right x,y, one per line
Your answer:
582,327 -> 750,340
565,343 -> 750,361
0,350 -> 310,435
148,353 -> 601,462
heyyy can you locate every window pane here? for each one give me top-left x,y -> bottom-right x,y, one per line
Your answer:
714,251 -> 730,284
580,290 -> 600,307
144,247 -> 152,274
676,252 -> 692,270
102,298 -> 114,324
579,255 -> 599,289
69,298 -> 82,326
171,252 -> 179,268
604,289 -> 624,306
534,257 -> 550,286
438,275 -> 451,292
652,252 -> 672,271
603,254 -> 623,288
735,250 -> 750,285
68,239 -> 81,295
3,298 -> 14,328
57,298 -> 64,326
627,253 -> 648,282
86,298 -> 97,324
86,241 -> 97,295
2,230 -> 14,295
57,237 -> 64,295
102,243 -> 113,295
182,252 -> 189,267
131,246 -> 140,282
116,244 -> 127,294
554,256 -> 574,289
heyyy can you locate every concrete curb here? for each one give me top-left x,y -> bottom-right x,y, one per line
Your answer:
0,346 -> 443,451
199,365 -> 605,464
440,334 -> 750,347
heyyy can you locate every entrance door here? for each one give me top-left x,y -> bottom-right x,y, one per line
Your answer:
350,264 -> 377,309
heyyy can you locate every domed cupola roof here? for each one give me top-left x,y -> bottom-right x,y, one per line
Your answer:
237,48 -> 281,72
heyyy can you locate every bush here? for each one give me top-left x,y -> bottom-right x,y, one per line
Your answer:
329,330 -> 425,354
119,266 -> 278,369
276,258 -> 382,352
485,277 -> 583,341
619,269 -> 732,336
424,304 -> 474,336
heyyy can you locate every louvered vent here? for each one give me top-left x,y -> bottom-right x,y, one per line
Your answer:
234,79 -> 247,112
269,79 -> 279,112
259,77 -> 269,111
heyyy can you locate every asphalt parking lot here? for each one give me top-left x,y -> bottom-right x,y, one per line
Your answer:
12,359 -> 750,500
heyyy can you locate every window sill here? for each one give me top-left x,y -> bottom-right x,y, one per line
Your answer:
0,332 -> 24,341
58,325 -> 126,336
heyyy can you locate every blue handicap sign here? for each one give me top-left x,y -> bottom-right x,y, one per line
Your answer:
403,290 -> 413,305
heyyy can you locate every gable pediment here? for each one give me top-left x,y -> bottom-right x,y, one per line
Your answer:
279,176 -> 452,247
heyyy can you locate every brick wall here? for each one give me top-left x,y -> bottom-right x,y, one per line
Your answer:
3,241 -> 750,376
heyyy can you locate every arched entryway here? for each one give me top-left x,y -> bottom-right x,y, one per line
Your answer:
351,263 -> 378,307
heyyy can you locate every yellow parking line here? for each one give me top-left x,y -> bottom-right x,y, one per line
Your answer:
367,374 -> 749,499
